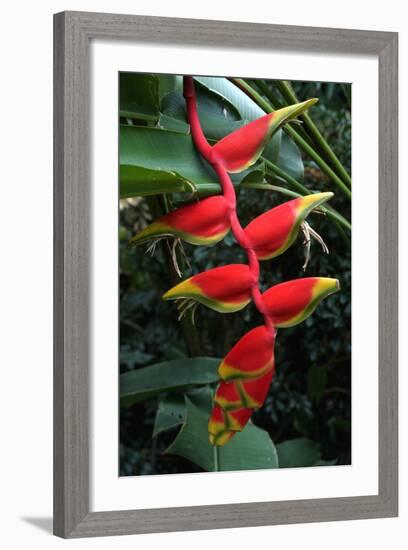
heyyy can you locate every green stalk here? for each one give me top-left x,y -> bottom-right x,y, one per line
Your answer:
274,80 -> 352,188
231,78 -> 352,200
242,183 -> 301,199
248,159 -> 351,232
213,445 -> 220,472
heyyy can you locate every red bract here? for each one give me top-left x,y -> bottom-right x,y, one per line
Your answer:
130,196 -> 230,247
263,277 -> 340,327
218,325 -> 275,381
209,326 -> 276,446
211,99 -> 317,173
244,192 -> 333,260
162,264 -> 255,313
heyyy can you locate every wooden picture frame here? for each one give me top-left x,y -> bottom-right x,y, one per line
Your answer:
53,11 -> 398,538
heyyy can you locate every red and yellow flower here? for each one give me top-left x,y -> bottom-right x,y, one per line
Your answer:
218,325 -> 275,380
263,277 -> 340,328
244,192 -> 333,260
162,264 -> 255,313
208,326 -> 276,446
130,196 -> 231,247
207,278 -> 339,446
211,99 -> 318,173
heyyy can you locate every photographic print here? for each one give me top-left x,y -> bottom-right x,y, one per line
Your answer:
119,73 -> 351,476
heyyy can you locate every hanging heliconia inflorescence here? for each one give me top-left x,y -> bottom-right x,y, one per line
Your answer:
131,76 -> 340,447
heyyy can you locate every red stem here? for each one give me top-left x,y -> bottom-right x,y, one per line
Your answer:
183,76 -> 275,334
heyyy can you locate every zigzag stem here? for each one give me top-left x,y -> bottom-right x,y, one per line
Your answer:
183,75 -> 275,334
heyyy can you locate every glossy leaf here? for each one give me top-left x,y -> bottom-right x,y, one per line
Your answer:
162,79 -> 241,125
120,125 -> 264,198
276,132 -> 304,180
153,395 -> 186,437
120,165 -> 188,198
153,386 -> 213,437
166,398 -> 279,471
120,73 -> 179,120
120,357 -> 221,407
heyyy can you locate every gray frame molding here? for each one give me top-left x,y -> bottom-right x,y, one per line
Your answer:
53,11 -> 398,538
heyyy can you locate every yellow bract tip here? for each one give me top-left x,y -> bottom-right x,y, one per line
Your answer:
162,279 -> 200,301
313,277 -> 340,298
299,191 -> 333,211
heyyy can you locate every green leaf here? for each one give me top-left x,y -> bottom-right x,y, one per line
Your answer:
120,357 -> 221,407
276,437 -> 321,468
120,125 -> 218,197
120,125 -> 263,198
157,113 -> 190,134
119,73 -> 180,120
196,76 -> 265,120
162,79 -> 240,125
275,132 -> 304,180
307,365 -> 327,404
153,395 -> 186,437
120,165 -> 190,198
153,386 -> 213,437
166,397 -> 279,471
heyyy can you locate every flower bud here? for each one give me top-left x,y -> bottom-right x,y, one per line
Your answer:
209,371 -> 274,446
212,99 -> 318,173
244,192 -> 333,260
162,264 -> 255,313
130,196 -> 230,247
263,277 -> 340,328
218,326 -> 275,381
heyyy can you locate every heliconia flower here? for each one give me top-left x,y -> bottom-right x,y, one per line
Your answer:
214,370 -> 274,411
211,99 -> 318,173
162,264 -> 255,314
218,325 -> 275,381
208,405 -> 254,446
225,407 -> 254,432
237,370 -> 275,409
129,196 -> 230,247
244,192 -> 333,260
263,277 -> 340,328
209,328 -> 276,445
208,405 -> 235,446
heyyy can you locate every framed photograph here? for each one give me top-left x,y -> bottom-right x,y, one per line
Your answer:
53,11 -> 398,538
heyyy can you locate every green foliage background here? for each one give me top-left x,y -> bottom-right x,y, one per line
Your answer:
119,76 -> 351,476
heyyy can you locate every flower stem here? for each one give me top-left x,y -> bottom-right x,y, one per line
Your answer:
230,78 -> 352,200
213,444 -> 220,472
184,76 -> 275,333
260,159 -> 351,232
